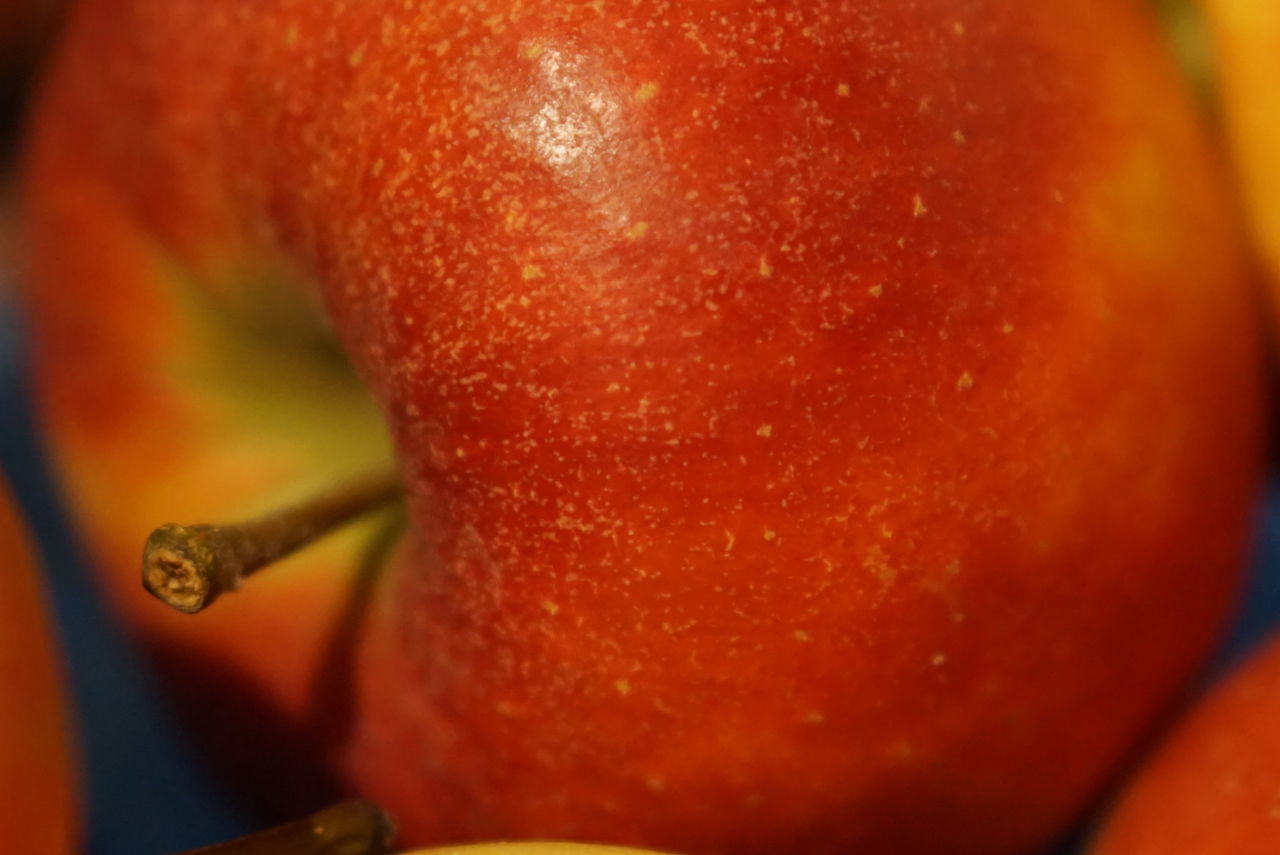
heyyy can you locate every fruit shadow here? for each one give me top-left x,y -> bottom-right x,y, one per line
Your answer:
145,508 -> 406,822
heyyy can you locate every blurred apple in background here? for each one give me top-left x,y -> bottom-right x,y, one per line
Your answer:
18,1 -> 1268,854
0,475 -> 77,855
1200,0 -> 1280,297
1088,631 -> 1280,855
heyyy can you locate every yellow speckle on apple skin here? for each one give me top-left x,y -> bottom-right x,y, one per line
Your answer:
633,81 -> 659,103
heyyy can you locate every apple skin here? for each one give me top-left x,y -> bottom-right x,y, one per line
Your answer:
1088,632 -> 1280,855
20,1 -> 1264,854
1200,0 -> 1280,293
0,478 -> 78,854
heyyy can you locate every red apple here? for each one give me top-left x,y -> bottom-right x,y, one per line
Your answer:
20,1 -> 1264,854
1199,0 -> 1280,295
0,477 -> 77,854
1088,631 -> 1280,854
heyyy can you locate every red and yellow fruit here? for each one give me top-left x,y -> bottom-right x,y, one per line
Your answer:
0,478 -> 77,854
1200,0 -> 1280,293
21,1 -> 1264,854
1089,632 -> 1280,855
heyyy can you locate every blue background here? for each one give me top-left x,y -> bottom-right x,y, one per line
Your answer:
0,292 -> 252,851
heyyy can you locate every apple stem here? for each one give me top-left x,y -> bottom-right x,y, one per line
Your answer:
168,800 -> 396,855
142,469 -> 402,614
